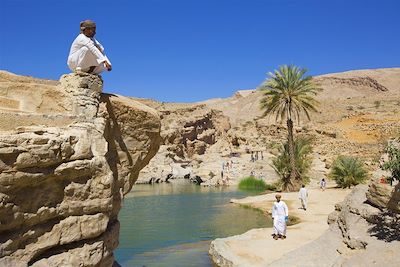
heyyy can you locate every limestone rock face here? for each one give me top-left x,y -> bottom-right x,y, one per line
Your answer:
388,182 -> 400,213
136,102 -> 284,186
0,72 -> 161,266
137,103 -> 233,184
60,72 -> 103,117
366,182 -> 393,209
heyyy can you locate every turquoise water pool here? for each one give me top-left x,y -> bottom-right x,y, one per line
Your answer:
115,182 -> 271,266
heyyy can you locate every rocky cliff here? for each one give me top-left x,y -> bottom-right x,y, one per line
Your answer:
136,102 -> 233,184
134,68 -> 400,186
0,71 -> 161,266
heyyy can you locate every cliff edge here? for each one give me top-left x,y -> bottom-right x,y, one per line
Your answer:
0,71 -> 161,266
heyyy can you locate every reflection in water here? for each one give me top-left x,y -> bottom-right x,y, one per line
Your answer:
115,182 -> 272,267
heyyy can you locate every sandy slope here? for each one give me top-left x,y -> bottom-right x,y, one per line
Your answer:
210,183 -> 351,266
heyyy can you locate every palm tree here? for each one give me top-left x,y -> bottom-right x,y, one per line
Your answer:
259,65 -> 322,191
329,155 -> 368,188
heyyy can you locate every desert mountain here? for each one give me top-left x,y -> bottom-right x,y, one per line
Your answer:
137,68 -> 400,185
1,68 -> 399,187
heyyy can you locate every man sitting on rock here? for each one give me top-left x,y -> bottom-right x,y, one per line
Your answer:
67,20 -> 112,74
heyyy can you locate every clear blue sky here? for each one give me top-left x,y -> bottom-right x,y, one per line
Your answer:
1,0 -> 399,102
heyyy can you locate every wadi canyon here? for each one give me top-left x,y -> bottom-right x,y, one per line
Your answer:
0,67 -> 399,266
138,68 -> 400,187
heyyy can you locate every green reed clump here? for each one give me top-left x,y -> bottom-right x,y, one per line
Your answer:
239,176 -> 276,191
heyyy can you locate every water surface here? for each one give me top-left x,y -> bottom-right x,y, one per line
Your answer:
115,182 -> 271,266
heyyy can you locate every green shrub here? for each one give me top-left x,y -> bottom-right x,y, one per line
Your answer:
382,143 -> 400,185
374,100 -> 381,109
238,176 -> 274,191
271,137 -> 313,186
329,155 -> 368,188
267,141 -> 281,150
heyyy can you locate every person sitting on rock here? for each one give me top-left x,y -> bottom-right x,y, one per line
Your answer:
67,20 -> 112,74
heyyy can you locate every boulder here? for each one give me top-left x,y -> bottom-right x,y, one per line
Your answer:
366,182 -> 393,209
388,182 -> 400,213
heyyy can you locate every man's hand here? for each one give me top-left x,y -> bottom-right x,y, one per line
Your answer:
104,61 -> 112,71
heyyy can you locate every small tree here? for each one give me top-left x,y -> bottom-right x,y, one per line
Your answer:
329,155 -> 368,188
271,137 -> 313,187
382,143 -> 400,185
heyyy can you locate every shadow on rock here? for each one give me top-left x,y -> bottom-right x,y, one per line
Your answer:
368,211 -> 400,242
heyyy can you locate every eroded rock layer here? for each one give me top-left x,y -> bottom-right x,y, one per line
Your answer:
0,72 -> 161,266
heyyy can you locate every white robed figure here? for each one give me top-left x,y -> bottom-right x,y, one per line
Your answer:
298,185 -> 308,210
67,20 -> 112,74
272,194 -> 288,239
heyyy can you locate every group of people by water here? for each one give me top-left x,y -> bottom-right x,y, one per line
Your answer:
250,150 -> 264,162
219,160 -> 236,185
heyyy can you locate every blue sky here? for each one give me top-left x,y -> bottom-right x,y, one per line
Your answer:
1,0 -> 399,102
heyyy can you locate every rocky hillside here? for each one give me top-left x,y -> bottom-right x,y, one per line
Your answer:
137,68 -> 400,185
0,71 -> 161,266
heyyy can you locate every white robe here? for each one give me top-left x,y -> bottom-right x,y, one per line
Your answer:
272,200 -> 288,236
67,33 -> 111,74
298,187 -> 308,209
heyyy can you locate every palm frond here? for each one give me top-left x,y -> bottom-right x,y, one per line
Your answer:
258,65 -> 322,123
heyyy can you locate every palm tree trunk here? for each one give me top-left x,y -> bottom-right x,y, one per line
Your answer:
286,118 -> 300,191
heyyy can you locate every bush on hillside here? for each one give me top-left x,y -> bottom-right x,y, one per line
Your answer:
382,143 -> 400,185
374,100 -> 381,109
329,155 -> 368,188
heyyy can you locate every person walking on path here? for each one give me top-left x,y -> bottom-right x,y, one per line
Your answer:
320,178 -> 326,191
298,185 -> 308,210
272,194 -> 289,240
67,20 -> 112,74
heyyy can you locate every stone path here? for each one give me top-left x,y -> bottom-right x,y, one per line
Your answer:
210,185 -> 351,266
